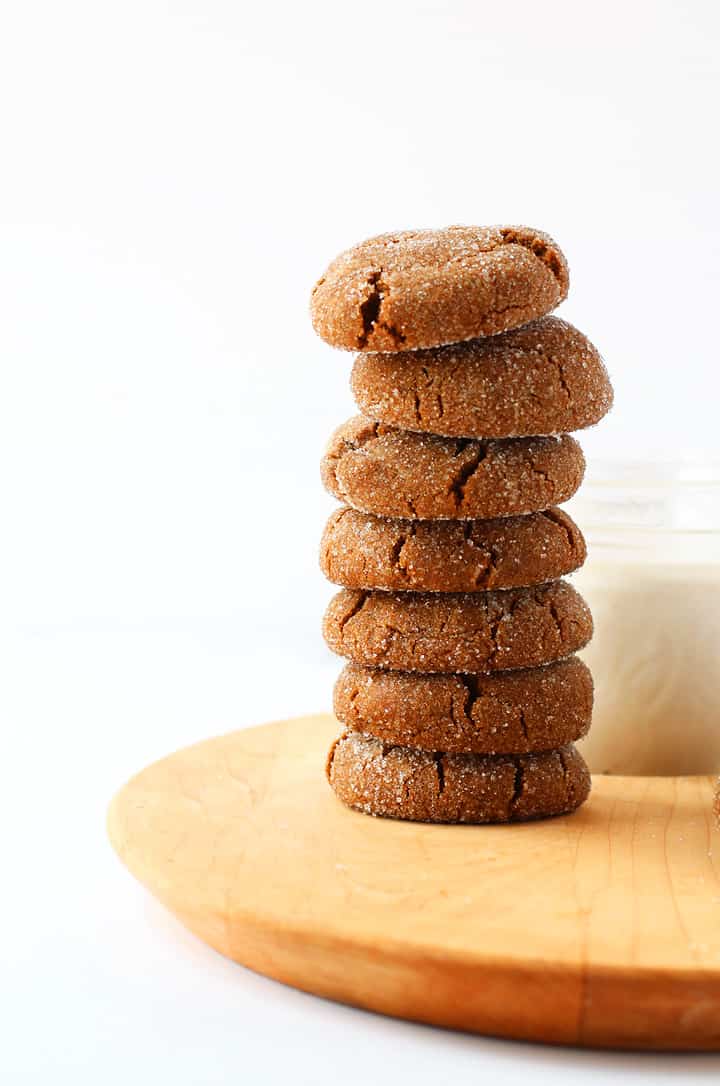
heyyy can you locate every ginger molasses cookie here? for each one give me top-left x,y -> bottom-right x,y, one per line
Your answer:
323,581 -> 592,674
333,658 -> 593,754
310,225 -> 569,352
320,506 -> 586,593
322,418 -> 585,520
326,732 -> 590,823
351,316 -> 613,438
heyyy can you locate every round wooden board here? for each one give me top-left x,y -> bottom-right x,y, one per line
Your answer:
108,714 -> 720,1050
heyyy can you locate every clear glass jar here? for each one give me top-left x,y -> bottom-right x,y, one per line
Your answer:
566,460 -> 720,776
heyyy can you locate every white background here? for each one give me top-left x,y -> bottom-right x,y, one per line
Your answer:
2,1 -> 720,1081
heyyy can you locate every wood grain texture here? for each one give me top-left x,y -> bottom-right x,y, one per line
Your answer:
107,715 -> 720,1050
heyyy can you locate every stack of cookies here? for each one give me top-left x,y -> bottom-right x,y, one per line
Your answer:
311,226 -> 613,824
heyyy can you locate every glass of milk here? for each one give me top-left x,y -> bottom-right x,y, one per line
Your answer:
567,460 -> 720,776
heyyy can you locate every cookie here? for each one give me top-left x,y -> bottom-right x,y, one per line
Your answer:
320,506 -> 586,593
351,316 -> 613,438
322,418 -> 585,520
323,581 -> 592,674
326,731 -> 590,823
333,657 -> 593,754
310,225 -> 569,352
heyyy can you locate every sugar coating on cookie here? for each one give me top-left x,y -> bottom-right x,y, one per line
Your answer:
311,225 -> 569,352
320,506 -> 586,593
334,658 -> 593,754
321,417 -> 585,520
323,581 -> 593,674
351,316 -> 614,439
326,731 -> 591,822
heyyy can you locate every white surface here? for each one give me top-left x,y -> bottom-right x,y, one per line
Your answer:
2,1 -> 720,1081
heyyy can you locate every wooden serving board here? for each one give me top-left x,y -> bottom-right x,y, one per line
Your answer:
108,714 -> 720,1050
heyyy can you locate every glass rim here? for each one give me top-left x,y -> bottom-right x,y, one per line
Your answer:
582,457 -> 720,487
568,457 -> 720,535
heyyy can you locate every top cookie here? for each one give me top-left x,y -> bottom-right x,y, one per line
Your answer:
310,225 -> 569,352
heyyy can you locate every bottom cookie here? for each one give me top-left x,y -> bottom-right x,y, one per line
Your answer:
326,731 -> 590,823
